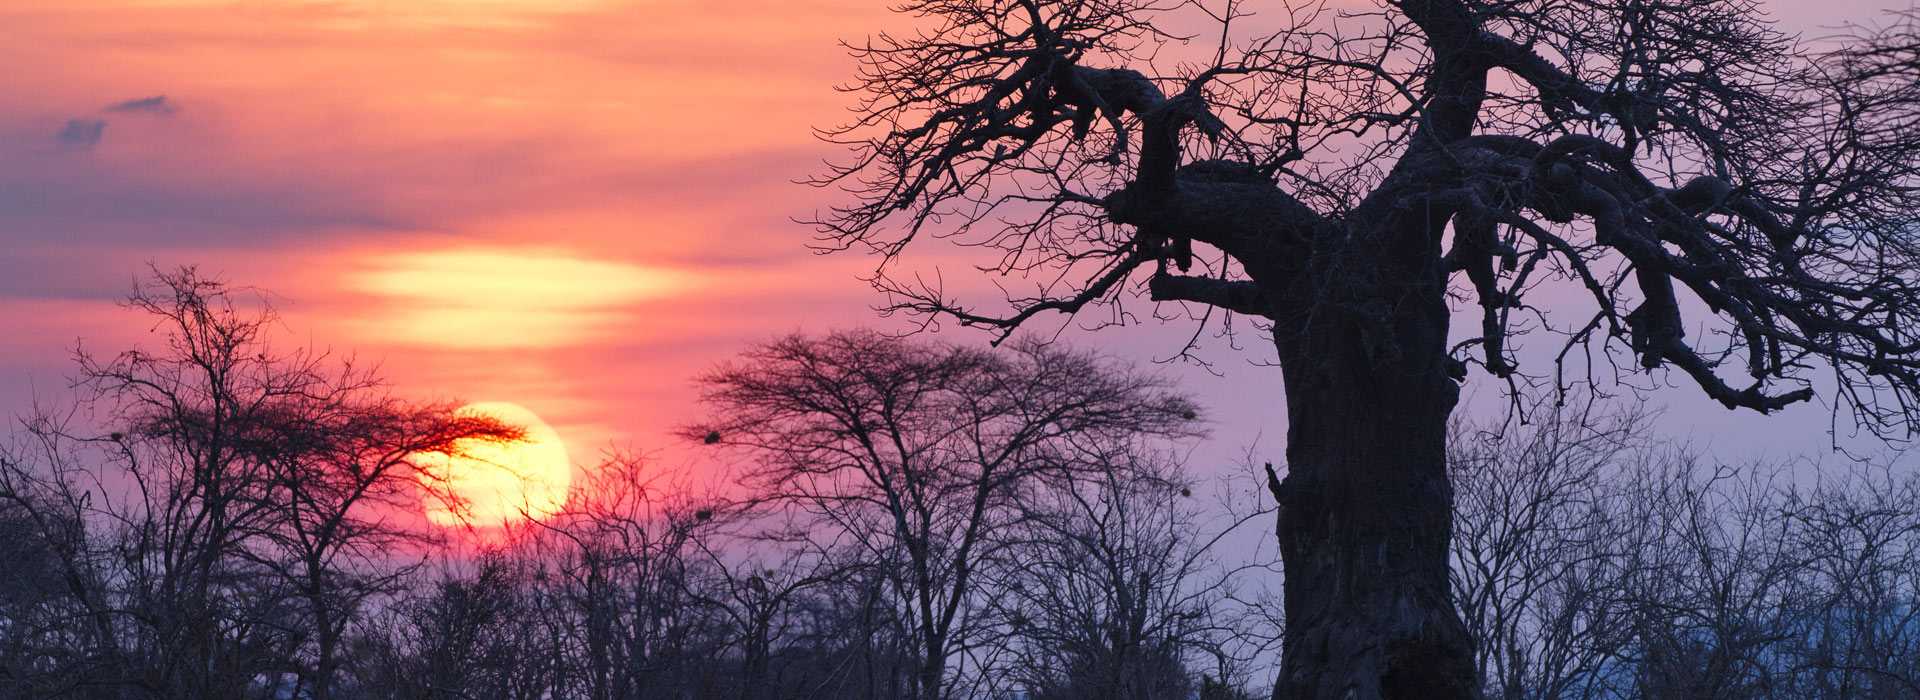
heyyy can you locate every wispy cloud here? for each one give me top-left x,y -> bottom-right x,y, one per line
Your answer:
55,119 -> 105,150
105,95 -> 176,116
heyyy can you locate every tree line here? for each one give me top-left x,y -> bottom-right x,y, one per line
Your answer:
3,271 -> 1917,699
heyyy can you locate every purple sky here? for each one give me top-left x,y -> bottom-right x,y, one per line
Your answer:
0,0 -> 1912,515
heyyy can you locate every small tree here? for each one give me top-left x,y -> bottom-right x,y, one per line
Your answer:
989,446 -> 1253,700
519,452 -> 738,700
1448,401 -> 1649,699
687,331 -> 1200,700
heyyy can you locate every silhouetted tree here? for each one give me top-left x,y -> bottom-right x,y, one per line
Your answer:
0,268 -> 514,699
1447,399 -> 1920,699
0,479 -> 104,696
357,553 -> 554,700
987,446 -> 1257,700
1448,400 -> 1650,699
687,331 -> 1201,699
518,452 -> 741,700
812,1 -> 1920,695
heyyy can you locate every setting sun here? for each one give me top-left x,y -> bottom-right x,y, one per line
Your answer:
418,401 -> 571,528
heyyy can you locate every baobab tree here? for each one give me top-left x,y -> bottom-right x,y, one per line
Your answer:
810,1 -> 1920,697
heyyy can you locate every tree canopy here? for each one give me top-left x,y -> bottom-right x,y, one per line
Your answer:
813,0 -> 1920,433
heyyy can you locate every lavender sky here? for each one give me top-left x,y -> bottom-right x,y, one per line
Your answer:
1,0 -> 1912,511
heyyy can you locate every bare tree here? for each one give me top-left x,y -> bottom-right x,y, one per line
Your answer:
986,444 -> 1265,700
678,515 -> 843,700
1777,466 -> 1920,699
518,452 -> 741,700
249,377 -> 519,700
341,450 -> 877,700
686,331 -> 1200,700
0,453 -> 112,697
1448,401 -> 1649,699
811,0 -> 1920,694
354,552 -> 556,700
1447,397 -> 1920,699
0,268 -> 513,698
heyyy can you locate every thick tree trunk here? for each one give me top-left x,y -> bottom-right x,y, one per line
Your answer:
1268,265 -> 1479,699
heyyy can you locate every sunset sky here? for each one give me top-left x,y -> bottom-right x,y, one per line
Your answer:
1,0 -> 1912,506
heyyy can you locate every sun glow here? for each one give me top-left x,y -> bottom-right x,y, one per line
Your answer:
351,247 -> 690,350
420,401 -> 571,528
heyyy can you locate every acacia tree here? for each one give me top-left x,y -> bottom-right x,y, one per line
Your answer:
687,331 -> 1199,700
0,268 -> 515,698
811,1 -> 1920,696
249,390 -> 514,700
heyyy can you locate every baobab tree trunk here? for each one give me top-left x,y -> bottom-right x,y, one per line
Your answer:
1268,255 -> 1480,699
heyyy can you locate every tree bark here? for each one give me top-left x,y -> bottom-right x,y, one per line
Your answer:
1268,241 -> 1479,699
